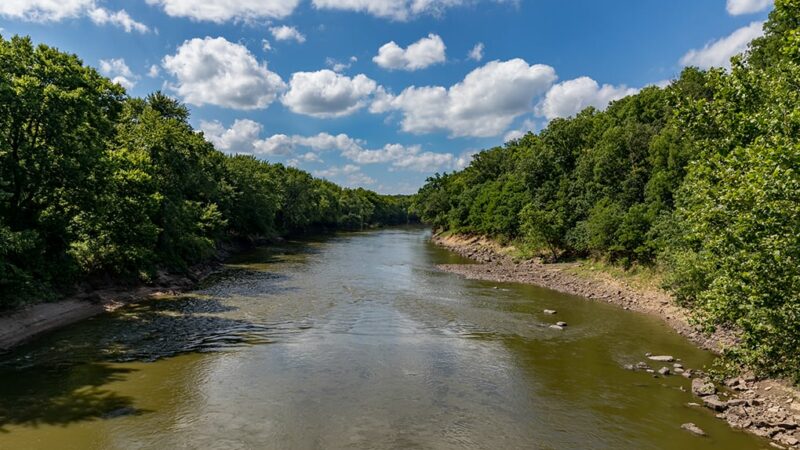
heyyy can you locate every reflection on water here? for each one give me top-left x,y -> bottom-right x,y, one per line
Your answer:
0,228 -> 767,449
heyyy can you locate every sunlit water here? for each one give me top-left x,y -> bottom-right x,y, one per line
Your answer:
0,228 -> 767,449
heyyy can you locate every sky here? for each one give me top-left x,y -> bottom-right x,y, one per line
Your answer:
0,0 -> 773,194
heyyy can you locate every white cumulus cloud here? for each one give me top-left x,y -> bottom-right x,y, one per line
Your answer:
99,58 -> 138,90
468,42 -> 484,62
0,1 -> 149,32
726,0 -> 772,15
270,25 -> 306,43
281,70 -> 378,118
680,21 -> 765,69
373,33 -> 446,71
536,77 -> 637,120
371,59 -> 557,138
312,0 -> 508,21
145,0 -> 299,22
205,121 -> 459,173
88,8 -> 149,33
163,37 -> 286,110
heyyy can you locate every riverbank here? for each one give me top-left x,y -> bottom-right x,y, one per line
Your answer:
0,246 -> 235,352
433,232 -> 800,448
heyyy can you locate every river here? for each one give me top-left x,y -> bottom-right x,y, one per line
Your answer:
0,228 -> 766,449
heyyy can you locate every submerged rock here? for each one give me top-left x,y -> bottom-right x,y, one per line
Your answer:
681,423 -> 706,436
648,355 -> 675,362
658,367 -> 671,376
549,324 -> 565,330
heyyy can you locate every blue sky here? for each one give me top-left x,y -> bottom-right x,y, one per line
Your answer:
0,0 -> 773,194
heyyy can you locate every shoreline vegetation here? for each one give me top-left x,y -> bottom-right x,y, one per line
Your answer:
432,231 -> 800,448
0,35 -> 418,318
412,1 -> 800,386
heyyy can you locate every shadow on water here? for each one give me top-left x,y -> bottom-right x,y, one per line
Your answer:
0,293 -> 287,431
0,363 -> 145,432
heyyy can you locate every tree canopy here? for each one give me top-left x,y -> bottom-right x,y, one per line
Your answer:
413,0 -> 800,382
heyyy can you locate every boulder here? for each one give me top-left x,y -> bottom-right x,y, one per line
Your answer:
692,378 -> 716,397
703,395 -> 728,411
681,423 -> 706,436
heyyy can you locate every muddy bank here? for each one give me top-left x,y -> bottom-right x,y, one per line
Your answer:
433,232 -> 800,449
0,245 -> 236,352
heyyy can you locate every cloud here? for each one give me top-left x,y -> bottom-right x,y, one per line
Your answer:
371,58 -> 557,138
0,0 -> 94,22
503,118 -> 537,142
144,0 -> 299,22
726,0 -> 772,15
0,1 -> 149,32
204,121 -> 459,173
147,64 -> 160,78
99,58 -> 138,90
270,25 -> 306,43
680,21 -> 765,69
373,33 -> 446,71
88,8 -> 149,33
536,77 -> 637,120
162,37 -> 286,110
326,56 -> 358,72
468,42 -> 484,62
262,40 -> 272,52
312,0 -> 509,21
281,70 -> 377,118
314,164 -> 375,187
200,119 -> 265,154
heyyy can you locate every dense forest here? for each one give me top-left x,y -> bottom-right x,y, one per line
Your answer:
0,35 -> 414,309
414,0 -> 800,382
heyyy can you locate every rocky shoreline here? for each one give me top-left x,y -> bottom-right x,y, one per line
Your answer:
433,232 -> 800,449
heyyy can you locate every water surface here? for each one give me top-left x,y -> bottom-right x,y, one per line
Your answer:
0,228 -> 767,449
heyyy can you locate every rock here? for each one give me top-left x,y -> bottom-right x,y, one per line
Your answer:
549,325 -> 564,330
543,309 -> 557,315
687,402 -> 701,407
727,398 -> 748,407
556,321 -> 568,327
674,367 -> 685,374
781,436 -> 799,446
624,364 -> 635,371
681,423 -> 706,436
658,367 -> 671,376
635,362 -> 650,370
703,395 -> 728,411
648,355 -> 675,362
673,363 -> 684,369
692,378 -> 717,397
791,402 -> 800,412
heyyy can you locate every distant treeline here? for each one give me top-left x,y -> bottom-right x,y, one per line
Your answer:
0,35 -> 415,309
413,1 -> 800,382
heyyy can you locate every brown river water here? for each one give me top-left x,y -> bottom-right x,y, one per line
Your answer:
0,228 -> 769,449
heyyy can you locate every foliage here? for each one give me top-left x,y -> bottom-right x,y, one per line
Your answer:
413,0 -> 800,381
0,35 -> 414,308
